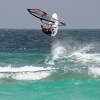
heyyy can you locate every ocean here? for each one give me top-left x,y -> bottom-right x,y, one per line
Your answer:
0,29 -> 100,100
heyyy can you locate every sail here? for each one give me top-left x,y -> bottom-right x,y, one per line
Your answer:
27,9 -> 66,26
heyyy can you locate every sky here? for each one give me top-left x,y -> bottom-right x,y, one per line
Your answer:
0,0 -> 100,29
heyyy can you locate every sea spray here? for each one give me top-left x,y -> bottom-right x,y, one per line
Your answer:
45,40 -> 67,65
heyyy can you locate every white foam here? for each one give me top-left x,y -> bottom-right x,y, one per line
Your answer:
0,65 -> 54,80
88,67 -> 100,78
77,44 -> 94,53
0,71 -> 51,80
0,65 -> 52,72
66,44 -> 100,64
45,41 -> 67,65
52,46 -> 67,60
71,52 -> 100,64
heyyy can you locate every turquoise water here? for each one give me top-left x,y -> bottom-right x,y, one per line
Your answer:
0,29 -> 100,100
0,80 -> 100,100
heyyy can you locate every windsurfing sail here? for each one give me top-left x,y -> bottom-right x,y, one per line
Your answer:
27,9 -> 66,26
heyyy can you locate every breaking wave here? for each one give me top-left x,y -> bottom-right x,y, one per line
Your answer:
45,39 -> 100,79
0,65 -> 54,80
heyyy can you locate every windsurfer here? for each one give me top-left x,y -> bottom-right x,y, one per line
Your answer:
41,25 -> 52,35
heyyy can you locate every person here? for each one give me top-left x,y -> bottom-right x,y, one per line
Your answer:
41,25 -> 52,35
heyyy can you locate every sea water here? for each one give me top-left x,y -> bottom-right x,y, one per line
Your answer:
0,29 -> 100,100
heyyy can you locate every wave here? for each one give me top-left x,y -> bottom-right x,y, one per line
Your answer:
0,40 -> 100,80
45,40 -> 96,65
0,65 -> 55,80
44,40 -> 100,79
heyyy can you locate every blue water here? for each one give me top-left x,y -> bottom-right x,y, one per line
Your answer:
0,29 -> 100,100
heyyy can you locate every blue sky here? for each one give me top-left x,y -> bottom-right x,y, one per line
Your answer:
0,0 -> 100,29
